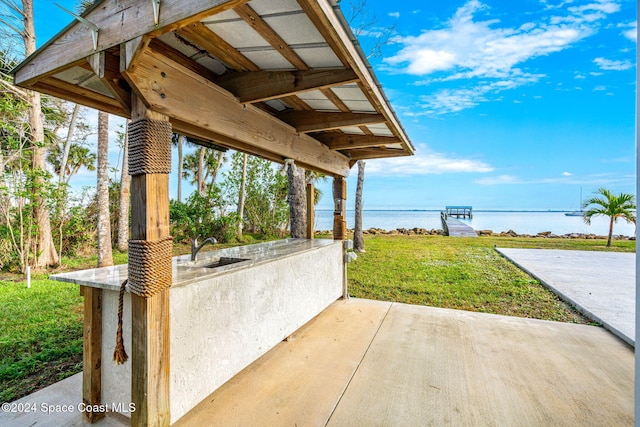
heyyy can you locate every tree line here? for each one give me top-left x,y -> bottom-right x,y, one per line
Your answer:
0,0 -> 382,273
0,43 -> 299,273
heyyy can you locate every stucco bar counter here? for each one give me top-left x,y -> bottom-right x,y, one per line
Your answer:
51,238 -> 344,423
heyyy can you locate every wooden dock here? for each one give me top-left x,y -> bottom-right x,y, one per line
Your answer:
445,205 -> 473,219
441,212 -> 477,237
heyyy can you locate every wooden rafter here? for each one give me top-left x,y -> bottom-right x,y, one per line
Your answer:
122,47 -> 350,176
312,133 -> 401,150
320,87 -> 350,112
87,51 -> 132,113
176,22 -> 259,72
215,69 -> 358,103
345,147 -> 410,161
277,110 -> 385,133
295,0 -> 413,155
34,77 -> 126,116
233,3 -> 308,70
147,39 -> 219,82
281,95 -> 313,111
13,0 -> 248,86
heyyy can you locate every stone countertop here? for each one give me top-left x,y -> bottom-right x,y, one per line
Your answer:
50,238 -> 341,292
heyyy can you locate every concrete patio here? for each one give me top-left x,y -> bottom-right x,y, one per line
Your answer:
1,298 -> 633,426
497,248 -> 635,346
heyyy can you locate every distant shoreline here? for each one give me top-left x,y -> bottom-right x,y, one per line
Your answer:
315,227 -> 636,240
312,209 -> 636,237
315,209 -> 587,213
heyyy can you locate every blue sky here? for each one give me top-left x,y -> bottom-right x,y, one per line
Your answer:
32,0 -> 636,210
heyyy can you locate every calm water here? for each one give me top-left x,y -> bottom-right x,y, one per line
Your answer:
314,210 -> 636,237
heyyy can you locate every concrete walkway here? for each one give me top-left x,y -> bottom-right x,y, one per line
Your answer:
497,248 -> 635,346
176,299 -> 632,426
0,373 -> 128,426
2,299 -> 633,426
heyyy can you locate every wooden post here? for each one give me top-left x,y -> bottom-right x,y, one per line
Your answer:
333,176 -> 348,298
332,177 -> 347,240
81,285 -> 103,423
129,95 -> 171,426
307,182 -> 315,239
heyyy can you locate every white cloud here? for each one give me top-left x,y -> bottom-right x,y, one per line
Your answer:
475,174 -> 522,185
619,21 -> 637,42
384,0 -> 621,115
414,74 -> 541,115
385,1 -> 593,79
364,143 -> 493,176
594,57 -> 633,70
388,12 -> 400,19
475,171 -> 635,186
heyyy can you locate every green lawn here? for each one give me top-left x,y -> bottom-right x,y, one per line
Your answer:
347,234 -> 634,323
0,279 -> 83,404
0,234 -> 634,403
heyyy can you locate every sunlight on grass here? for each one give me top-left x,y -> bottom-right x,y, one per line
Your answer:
347,235 -> 626,323
0,280 -> 83,403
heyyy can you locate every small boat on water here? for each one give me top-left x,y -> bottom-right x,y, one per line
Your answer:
565,187 -> 584,216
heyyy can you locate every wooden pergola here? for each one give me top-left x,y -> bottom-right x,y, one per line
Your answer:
13,0 -> 413,425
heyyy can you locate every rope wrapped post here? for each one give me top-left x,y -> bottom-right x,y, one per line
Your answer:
126,98 -> 172,426
333,176 -> 347,241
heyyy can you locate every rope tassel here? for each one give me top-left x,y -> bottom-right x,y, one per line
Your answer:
113,279 -> 129,365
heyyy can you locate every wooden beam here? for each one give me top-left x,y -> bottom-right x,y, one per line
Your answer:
215,69 -> 358,103
13,0 -> 248,86
33,78 -> 127,117
332,177 -> 347,241
320,87 -> 351,112
345,147 -> 411,161
233,3 -> 308,70
312,133 -> 401,150
295,0 -> 413,155
277,110 -> 385,133
122,47 -> 350,176
307,183 -> 315,239
88,51 -> 132,114
147,39 -> 219,83
176,21 -> 259,72
281,95 -> 313,111
121,36 -> 151,74
81,286 -> 104,423
129,95 -> 171,426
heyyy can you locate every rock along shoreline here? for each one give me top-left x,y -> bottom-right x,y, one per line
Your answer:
318,227 -> 635,240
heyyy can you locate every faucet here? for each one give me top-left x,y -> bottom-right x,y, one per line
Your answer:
191,236 -> 218,261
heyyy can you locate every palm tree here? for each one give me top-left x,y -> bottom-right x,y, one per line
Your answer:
582,188 -> 636,247
96,110 -> 113,266
354,160 -> 365,252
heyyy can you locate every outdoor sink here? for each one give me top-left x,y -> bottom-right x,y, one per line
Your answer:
182,257 -> 250,269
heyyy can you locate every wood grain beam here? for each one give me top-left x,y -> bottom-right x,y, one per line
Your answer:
320,87 -> 350,112
122,47 -> 350,176
277,111 -> 385,133
176,21 -> 259,72
88,51 -> 132,114
233,3 -> 308,70
34,78 -> 127,117
81,286 -> 104,423
215,69 -> 358,103
13,0 -> 247,86
312,133 -> 401,150
147,39 -> 219,83
295,0 -> 413,154
281,95 -> 313,111
344,147 -> 410,161
129,96 -> 171,426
